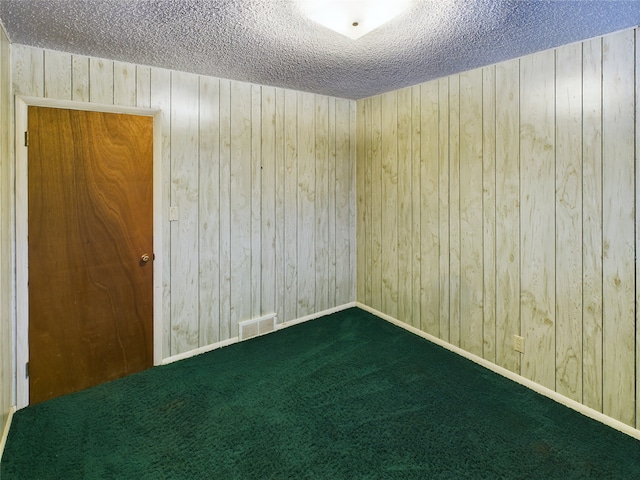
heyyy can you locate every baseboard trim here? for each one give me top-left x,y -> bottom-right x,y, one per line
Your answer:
356,302 -> 640,442
0,406 -> 16,462
162,303 -> 357,366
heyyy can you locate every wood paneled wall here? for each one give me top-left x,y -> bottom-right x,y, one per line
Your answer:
0,26 -> 12,438
356,27 -> 640,428
11,45 -> 356,359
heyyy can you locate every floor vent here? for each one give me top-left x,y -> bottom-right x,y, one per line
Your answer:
239,313 -> 277,341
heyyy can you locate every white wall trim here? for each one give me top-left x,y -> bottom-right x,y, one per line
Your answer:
276,302 -> 357,330
0,406 -> 16,462
14,96 -> 164,409
356,302 -> 640,442
162,303 -> 357,366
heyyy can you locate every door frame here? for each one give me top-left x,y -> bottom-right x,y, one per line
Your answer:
15,96 -> 164,409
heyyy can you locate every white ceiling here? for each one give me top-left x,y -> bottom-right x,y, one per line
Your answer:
0,0 -> 639,100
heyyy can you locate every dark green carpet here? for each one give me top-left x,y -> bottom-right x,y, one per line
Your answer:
2,308 -> 640,479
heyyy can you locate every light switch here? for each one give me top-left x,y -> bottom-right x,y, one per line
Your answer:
169,206 -> 179,221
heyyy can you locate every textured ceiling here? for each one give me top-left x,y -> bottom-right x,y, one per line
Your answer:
0,0 -> 639,100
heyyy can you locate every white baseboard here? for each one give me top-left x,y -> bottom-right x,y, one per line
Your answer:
356,302 -> 640,442
162,303 -> 357,366
0,406 -> 16,462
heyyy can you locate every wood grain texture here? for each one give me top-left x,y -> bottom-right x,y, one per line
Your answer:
283,89 -> 298,322
449,75 -> 461,348
336,99 -> 352,306
297,92 -> 316,317
520,49 -> 556,389
636,27 -> 640,430
482,65 -> 497,363
198,76 -> 221,346
12,44 -> 44,97
274,88 -> 286,323
230,81 -> 253,336
459,69 -> 484,357
28,107 -> 153,403
371,96 -> 383,312
218,79 -> 232,339
150,67 -> 172,360
328,98 -> 337,308
411,86 -> 422,330
113,61 -> 136,107
44,50 -> 71,100
136,66 -> 151,109
396,87 -> 412,325
71,54 -> 90,102
438,78 -> 450,341
555,42 -> 583,402
381,91 -> 398,318
315,95 -> 329,312
170,72 -> 200,354
261,87 -> 277,316
602,29 -> 635,426
89,58 -> 113,104
495,59 -> 521,374
364,98 -> 373,307
581,36 -> 603,413
251,85 -> 262,318
0,26 -> 11,433
356,100 -> 366,304
420,81 -> 439,337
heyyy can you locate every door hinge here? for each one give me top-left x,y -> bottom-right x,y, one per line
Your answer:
24,131 -> 29,147
25,362 -> 29,378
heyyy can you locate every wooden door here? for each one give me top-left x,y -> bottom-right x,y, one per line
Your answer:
28,107 -> 154,404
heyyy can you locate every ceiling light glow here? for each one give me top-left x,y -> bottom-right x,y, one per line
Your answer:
298,0 -> 413,40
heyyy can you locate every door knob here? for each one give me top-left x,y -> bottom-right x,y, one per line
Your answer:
140,254 -> 151,263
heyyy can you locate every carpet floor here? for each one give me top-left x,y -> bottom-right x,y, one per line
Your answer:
2,307 -> 640,479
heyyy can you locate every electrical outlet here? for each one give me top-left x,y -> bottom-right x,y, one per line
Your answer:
513,335 -> 525,353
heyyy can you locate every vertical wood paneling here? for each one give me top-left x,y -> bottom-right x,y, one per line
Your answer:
170,71 -> 200,354
555,42 -> 583,402
520,50 -> 556,389
328,98 -> 337,308
495,59 -> 521,374
364,98 -> 373,307
449,75 -> 461,347
420,81 -> 439,336
397,87 -> 412,324
0,26 -> 11,435
381,91 -> 398,318
411,86 -> 422,330
438,79 -> 450,340
250,85 -> 262,318
349,101 -> 357,302
218,79 -> 232,338
315,95 -> 329,312
355,27 -> 639,429
136,66 -> 151,108
230,81 -> 252,335
602,29 -> 635,426
89,58 -> 113,104
482,65 -> 497,363
297,92 -> 316,317
44,50 -> 71,100
283,89 -> 298,322
636,27 -> 640,429
113,61 -> 136,106
71,55 -> 90,102
356,100 -> 366,304
261,86 -> 277,315
582,37 -> 603,413
274,88 -> 286,323
336,99 -> 352,306
459,69 -> 484,357
198,76 -> 220,346
371,96 -> 383,312
12,45 -> 43,96
150,67 -> 172,360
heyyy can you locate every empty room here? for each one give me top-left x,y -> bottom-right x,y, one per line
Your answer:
1,0 -> 640,478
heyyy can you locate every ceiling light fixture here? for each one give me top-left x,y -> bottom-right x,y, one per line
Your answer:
297,0 -> 413,41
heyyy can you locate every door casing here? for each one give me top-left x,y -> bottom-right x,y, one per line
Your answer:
15,95 -> 164,409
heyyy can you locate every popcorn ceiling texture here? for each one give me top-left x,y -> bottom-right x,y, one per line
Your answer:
0,0 -> 638,100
